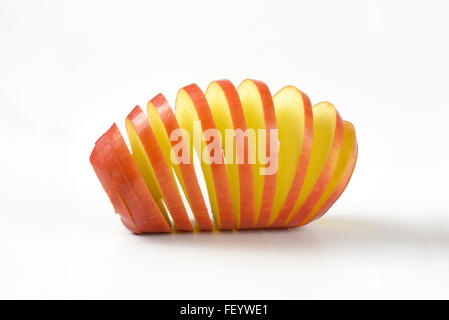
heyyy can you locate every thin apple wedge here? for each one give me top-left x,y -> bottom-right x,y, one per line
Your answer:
91,124 -> 171,233
147,94 -> 213,231
175,84 -> 234,230
205,80 -> 255,229
284,102 -> 344,227
296,121 -> 358,227
90,144 -> 140,234
237,79 -> 278,229
126,106 -> 193,231
267,86 -> 313,229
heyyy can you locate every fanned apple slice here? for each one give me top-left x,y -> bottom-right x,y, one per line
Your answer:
147,94 -> 213,231
295,121 -> 358,227
102,124 -> 172,232
267,86 -> 313,228
205,80 -> 255,229
237,79 -> 277,228
95,124 -> 171,233
175,84 -> 234,230
126,106 -> 193,231
90,145 -> 140,234
122,112 -> 171,227
284,102 -> 344,227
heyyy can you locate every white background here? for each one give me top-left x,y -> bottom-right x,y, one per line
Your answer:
1,0 -> 448,299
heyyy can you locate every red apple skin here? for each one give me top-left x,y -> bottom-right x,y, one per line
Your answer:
150,94 -> 214,231
250,80 -> 278,229
268,89 -> 313,229
297,140 -> 358,227
127,106 -> 193,231
212,79 -> 255,230
90,145 -> 141,234
96,124 -> 171,233
182,84 -> 235,230
285,111 -> 344,228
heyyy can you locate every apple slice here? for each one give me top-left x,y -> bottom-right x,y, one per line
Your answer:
90,145 -> 140,234
284,102 -> 344,227
123,110 -> 170,226
267,86 -> 313,228
295,121 -> 358,227
205,80 -> 255,229
237,79 -> 277,228
175,84 -> 234,230
93,124 -> 171,233
126,106 -> 193,231
147,94 -> 213,231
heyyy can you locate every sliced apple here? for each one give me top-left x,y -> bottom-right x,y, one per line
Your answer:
237,79 -> 278,228
267,86 -> 313,228
147,94 -> 213,231
284,102 -> 344,227
175,84 -> 234,230
205,80 -> 255,229
90,145 -> 140,234
94,124 -> 171,233
90,80 -> 358,233
295,121 -> 358,227
126,106 -> 193,231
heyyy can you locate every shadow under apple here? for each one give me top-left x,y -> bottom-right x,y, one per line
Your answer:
139,215 -> 449,254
